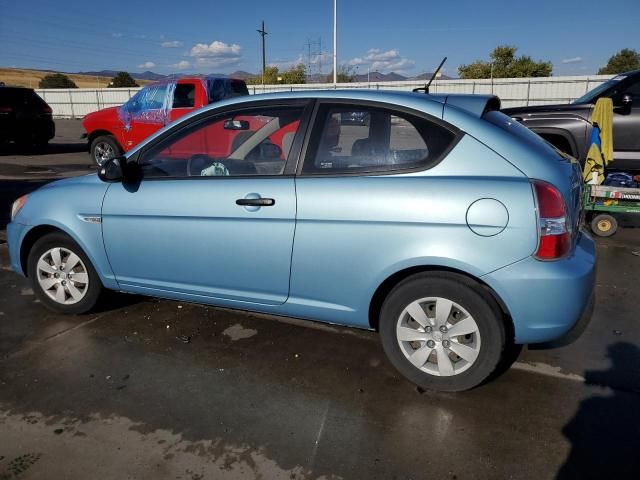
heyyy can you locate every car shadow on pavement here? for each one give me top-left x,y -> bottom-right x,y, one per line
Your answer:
92,291 -> 147,313
556,342 -> 640,479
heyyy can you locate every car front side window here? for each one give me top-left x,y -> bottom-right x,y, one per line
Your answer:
138,105 -> 304,178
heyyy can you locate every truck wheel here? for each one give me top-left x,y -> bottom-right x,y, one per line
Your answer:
379,273 -> 506,392
591,214 -> 617,237
90,135 -> 122,165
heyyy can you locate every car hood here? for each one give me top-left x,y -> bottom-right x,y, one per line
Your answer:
39,173 -> 102,190
502,103 -> 593,119
82,106 -> 121,126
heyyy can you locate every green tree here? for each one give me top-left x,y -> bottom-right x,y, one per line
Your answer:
458,45 -> 552,79
281,64 -> 306,84
246,66 -> 279,85
598,49 -> 640,75
109,71 -> 139,88
325,65 -> 356,83
38,73 -> 78,88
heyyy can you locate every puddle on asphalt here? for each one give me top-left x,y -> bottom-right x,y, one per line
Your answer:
0,410 -> 339,480
222,324 -> 258,341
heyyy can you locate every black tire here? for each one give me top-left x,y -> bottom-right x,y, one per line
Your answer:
591,213 -> 617,237
27,232 -> 103,314
379,272 -> 506,392
90,135 -> 122,166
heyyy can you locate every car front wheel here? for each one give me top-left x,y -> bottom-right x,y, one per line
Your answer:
27,232 -> 103,314
90,135 -> 121,165
379,273 -> 506,392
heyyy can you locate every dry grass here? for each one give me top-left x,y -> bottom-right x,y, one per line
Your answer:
0,68 -> 153,88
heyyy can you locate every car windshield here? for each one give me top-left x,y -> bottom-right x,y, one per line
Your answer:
124,84 -> 167,113
572,75 -> 626,104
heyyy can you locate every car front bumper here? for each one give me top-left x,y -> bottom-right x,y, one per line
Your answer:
7,221 -> 29,276
482,231 -> 597,344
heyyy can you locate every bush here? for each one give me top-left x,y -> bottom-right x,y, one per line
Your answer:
39,73 -> 78,88
109,72 -> 139,88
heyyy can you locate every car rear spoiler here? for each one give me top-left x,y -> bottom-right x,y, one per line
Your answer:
427,94 -> 502,118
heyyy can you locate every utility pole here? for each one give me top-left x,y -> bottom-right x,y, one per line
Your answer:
257,21 -> 268,84
333,0 -> 337,85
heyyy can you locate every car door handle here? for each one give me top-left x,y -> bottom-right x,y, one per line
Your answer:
235,198 -> 275,207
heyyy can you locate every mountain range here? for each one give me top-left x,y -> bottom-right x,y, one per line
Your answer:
76,70 -> 453,83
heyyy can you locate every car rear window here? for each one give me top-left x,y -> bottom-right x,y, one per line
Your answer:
483,110 -> 567,160
0,88 -> 48,108
208,79 -> 248,103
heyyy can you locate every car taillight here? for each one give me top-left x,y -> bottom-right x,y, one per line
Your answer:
532,180 -> 570,260
42,105 -> 53,115
0,106 -> 12,114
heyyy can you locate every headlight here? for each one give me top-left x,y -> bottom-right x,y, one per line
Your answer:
11,194 -> 28,221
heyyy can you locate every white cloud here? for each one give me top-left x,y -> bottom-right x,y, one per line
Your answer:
187,40 -> 243,69
190,40 -> 241,58
562,56 -> 583,64
161,40 -> 183,48
111,33 -> 123,38
138,61 -> 156,69
171,60 -> 191,70
347,48 -> 416,73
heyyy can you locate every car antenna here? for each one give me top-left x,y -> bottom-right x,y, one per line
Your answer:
413,57 -> 447,94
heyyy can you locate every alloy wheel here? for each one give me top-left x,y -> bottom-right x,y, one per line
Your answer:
94,142 -> 115,165
396,297 -> 481,376
36,247 -> 89,305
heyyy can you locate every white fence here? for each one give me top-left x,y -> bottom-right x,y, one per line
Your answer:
37,74 -> 614,119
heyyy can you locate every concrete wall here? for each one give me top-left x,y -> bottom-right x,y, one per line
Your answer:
37,74 -> 614,118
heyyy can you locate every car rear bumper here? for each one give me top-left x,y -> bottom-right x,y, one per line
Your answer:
481,231 -> 597,344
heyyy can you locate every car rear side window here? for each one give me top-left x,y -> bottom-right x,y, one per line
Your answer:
0,88 -> 46,108
302,104 -> 456,174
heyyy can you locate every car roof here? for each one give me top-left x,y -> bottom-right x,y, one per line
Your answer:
146,76 -> 244,87
0,85 -> 35,92
194,89 -> 498,119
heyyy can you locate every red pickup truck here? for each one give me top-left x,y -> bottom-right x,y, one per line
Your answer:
82,76 -> 249,164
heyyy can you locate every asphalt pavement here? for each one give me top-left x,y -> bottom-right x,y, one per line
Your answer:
1,120 -> 639,479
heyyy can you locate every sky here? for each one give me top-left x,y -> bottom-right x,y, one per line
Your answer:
1,0 -> 639,78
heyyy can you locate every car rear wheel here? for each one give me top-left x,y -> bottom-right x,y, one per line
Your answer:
91,135 -> 121,165
379,273 -> 506,392
27,232 -> 103,314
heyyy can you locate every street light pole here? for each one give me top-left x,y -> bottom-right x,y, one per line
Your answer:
333,0 -> 337,85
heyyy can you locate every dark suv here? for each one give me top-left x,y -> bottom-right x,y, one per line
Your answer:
0,86 -> 55,147
503,70 -> 640,170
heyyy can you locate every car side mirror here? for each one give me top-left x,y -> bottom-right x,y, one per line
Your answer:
614,93 -> 633,107
224,119 -> 250,130
98,156 -> 125,182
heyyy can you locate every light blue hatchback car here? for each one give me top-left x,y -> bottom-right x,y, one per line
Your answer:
7,90 -> 596,391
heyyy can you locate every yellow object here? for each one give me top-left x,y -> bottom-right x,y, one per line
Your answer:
583,144 -> 605,184
592,97 -> 614,164
582,97 -> 614,184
